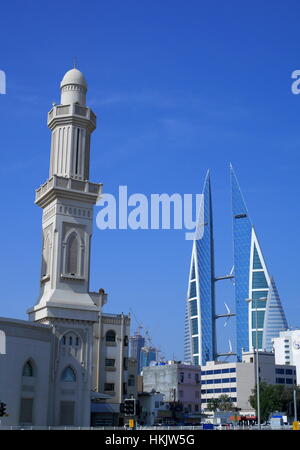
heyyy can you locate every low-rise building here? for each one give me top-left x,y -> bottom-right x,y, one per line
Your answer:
91,312 -> 131,425
201,350 -> 297,413
272,329 -> 300,384
138,391 -> 166,426
142,361 -> 201,414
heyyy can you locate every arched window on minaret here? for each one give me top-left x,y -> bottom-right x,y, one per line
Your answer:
66,232 -> 79,275
42,233 -> 51,278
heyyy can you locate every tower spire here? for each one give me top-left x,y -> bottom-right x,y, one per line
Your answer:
27,68 -> 103,323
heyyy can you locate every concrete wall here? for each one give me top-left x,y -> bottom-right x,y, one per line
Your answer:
0,317 -> 52,426
142,363 -> 201,412
236,363 -> 255,411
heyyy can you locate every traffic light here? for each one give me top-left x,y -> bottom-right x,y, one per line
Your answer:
123,399 -> 135,416
0,402 -> 7,417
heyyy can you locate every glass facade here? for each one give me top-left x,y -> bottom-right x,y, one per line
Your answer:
231,165 -> 288,358
184,171 -> 216,365
231,165 -> 252,360
262,277 -> 288,351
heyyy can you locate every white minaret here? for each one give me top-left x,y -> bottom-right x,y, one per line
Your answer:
27,68 -> 105,426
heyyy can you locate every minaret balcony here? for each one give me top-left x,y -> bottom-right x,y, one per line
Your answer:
35,174 -> 102,207
47,103 -> 96,130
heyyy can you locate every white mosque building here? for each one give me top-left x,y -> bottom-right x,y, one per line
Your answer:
0,68 -> 131,427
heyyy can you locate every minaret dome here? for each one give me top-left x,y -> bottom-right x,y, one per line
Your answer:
60,68 -> 87,106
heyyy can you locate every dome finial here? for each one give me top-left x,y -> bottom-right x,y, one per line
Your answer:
60,67 -> 87,106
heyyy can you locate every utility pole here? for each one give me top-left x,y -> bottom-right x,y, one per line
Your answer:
294,389 -> 297,422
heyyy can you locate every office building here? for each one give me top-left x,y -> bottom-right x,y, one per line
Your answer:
129,329 -> 145,373
184,167 -> 289,364
272,329 -> 300,384
140,346 -> 158,371
231,165 -> 288,359
201,351 -> 296,412
184,171 -> 216,366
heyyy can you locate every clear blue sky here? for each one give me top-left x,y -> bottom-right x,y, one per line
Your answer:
1,0 -> 300,360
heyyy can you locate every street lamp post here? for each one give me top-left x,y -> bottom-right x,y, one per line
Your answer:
245,296 -> 267,430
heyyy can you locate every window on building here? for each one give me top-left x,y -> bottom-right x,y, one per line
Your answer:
195,404 -> 199,412
128,375 -> 135,387
189,299 -> 198,317
276,368 -> 284,374
105,358 -> 115,367
251,291 -> 268,308
195,373 -> 200,384
66,232 -> 79,275
192,337 -> 199,354
286,369 -> 293,375
189,281 -> 197,299
253,246 -> 263,269
61,366 -> 76,382
124,336 -> 129,346
19,398 -> 34,425
59,401 -> 75,426
252,271 -> 268,289
276,378 -> 285,384
22,361 -> 34,377
106,330 -> 116,343
104,383 -> 115,391
42,234 -> 51,277
191,318 -> 198,335
286,378 -> 293,385
179,372 -> 184,383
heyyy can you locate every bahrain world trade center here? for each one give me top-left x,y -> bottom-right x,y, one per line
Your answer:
184,165 -> 288,365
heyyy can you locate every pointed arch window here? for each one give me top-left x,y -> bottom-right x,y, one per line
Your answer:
106,330 -> 116,343
61,366 -> 76,382
23,360 -> 34,377
66,232 -> 79,275
42,234 -> 51,277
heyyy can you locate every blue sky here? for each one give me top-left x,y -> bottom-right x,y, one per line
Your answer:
1,0 -> 300,360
